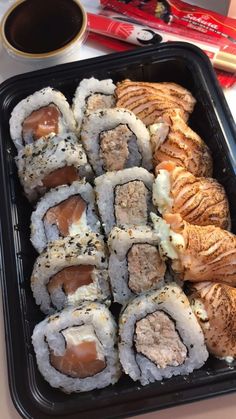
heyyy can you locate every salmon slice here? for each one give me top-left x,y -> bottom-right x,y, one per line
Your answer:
152,111 -> 213,177
47,265 -> 94,295
164,214 -> 236,285
50,340 -> 106,378
22,104 -> 60,140
190,282 -> 236,359
42,166 -> 79,189
44,195 -> 87,236
155,162 -> 230,229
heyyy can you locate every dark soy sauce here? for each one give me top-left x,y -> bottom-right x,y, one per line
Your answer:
4,0 -> 84,54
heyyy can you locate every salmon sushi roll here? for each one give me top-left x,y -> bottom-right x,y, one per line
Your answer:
10,87 -> 76,151
108,226 -> 166,305
151,212 -> 236,286
31,233 -> 110,314
150,110 -> 213,177
80,108 -> 152,176
153,161 -> 230,230
190,282 -> 236,362
31,180 -> 101,253
95,167 -> 154,236
119,284 -> 208,385
73,77 -> 116,130
16,132 -> 93,202
32,302 -> 121,393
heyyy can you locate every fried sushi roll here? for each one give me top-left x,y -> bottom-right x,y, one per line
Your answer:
73,77 -> 116,129
150,110 -> 213,177
32,302 -> 121,393
108,226 -> 166,305
16,133 -> 93,202
31,233 -> 110,314
95,167 -> 154,236
153,161 -> 230,230
10,87 -> 76,150
151,212 -> 236,286
119,284 -> 208,385
80,108 -> 152,175
115,79 -> 196,125
31,181 -> 101,253
189,282 -> 236,362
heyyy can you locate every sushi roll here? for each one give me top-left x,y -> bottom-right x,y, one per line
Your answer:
115,79 -> 196,125
150,110 -> 213,177
73,77 -> 116,130
16,133 -> 93,202
95,167 -> 154,236
32,302 -> 121,393
153,161 -> 230,230
80,108 -> 152,176
189,282 -> 236,362
31,181 -> 101,253
10,87 -> 76,150
119,283 -> 208,385
151,212 -> 236,285
31,233 -> 110,314
108,226 -> 166,305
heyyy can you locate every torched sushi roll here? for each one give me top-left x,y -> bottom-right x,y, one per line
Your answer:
32,302 -> 121,393
189,282 -> 236,362
150,110 -> 213,177
10,87 -> 76,150
73,77 -> 116,130
31,233 -> 110,314
153,161 -> 230,230
31,181 -> 101,253
80,108 -> 152,176
16,132 -> 93,202
95,167 -> 154,236
119,284 -> 208,385
115,79 -> 196,125
151,212 -> 236,286
108,226 -> 166,305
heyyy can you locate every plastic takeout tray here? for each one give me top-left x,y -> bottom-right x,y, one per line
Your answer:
0,43 -> 236,419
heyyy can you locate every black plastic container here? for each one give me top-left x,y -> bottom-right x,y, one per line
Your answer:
0,43 -> 236,419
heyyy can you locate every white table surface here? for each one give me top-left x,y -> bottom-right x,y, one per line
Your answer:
0,1 -> 236,418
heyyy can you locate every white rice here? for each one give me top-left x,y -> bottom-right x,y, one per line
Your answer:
80,108 -> 152,175
31,180 -> 101,253
119,283 -> 208,385
16,132 -> 93,202
31,233 -> 110,314
95,167 -> 154,236
73,77 -> 116,130
10,87 -> 76,150
32,302 -> 121,393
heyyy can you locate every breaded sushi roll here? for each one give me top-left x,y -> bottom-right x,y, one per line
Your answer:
73,77 -> 116,129
119,284 -> 208,385
10,87 -> 76,150
151,212 -> 236,286
31,181 -> 101,253
150,110 -> 213,177
108,226 -> 166,305
80,108 -> 152,175
153,161 -> 230,230
16,133 -> 93,202
189,282 -> 236,362
95,167 -> 154,236
32,302 -> 121,393
31,233 -> 110,314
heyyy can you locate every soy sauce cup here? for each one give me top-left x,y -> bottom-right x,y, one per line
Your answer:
0,0 -> 87,65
